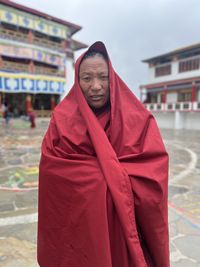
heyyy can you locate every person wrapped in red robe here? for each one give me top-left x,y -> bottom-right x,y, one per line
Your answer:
37,41 -> 169,267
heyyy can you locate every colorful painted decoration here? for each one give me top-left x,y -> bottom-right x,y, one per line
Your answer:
0,44 -> 65,66
0,5 -> 68,39
0,72 -> 65,94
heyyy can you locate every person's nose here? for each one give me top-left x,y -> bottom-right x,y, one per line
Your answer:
91,78 -> 101,91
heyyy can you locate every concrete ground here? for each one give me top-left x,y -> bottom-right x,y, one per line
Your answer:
0,118 -> 199,266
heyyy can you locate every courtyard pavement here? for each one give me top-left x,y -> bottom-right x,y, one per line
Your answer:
0,118 -> 199,267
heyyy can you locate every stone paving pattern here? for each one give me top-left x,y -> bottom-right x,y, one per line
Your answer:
0,118 -> 199,266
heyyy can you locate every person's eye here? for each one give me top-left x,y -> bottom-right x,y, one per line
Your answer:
82,77 -> 91,82
100,75 -> 109,80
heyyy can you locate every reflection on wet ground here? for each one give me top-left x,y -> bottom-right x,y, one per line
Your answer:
162,129 -> 200,267
0,118 -> 45,267
0,119 -> 199,266
168,185 -> 189,199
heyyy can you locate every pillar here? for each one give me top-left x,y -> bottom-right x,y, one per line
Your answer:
175,111 -> 185,129
140,87 -> 147,103
0,56 -> 3,69
63,56 -> 74,99
191,83 -> 197,102
64,65 -> 67,77
28,30 -> 33,44
28,60 -> 35,74
163,88 -> 167,103
25,95 -> 32,114
50,96 -> 56,110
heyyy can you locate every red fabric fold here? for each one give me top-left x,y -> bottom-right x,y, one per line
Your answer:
37,41 -> 169,267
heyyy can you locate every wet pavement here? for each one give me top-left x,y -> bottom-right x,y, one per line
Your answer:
0,118 -> 46,267
162,130 -> 200,267
0,118 -> 199,266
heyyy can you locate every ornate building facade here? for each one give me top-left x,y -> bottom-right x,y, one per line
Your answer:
0,0 -> 87,117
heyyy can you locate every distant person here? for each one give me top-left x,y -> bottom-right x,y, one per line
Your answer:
28,109 -> 36,128
3,102 -> 12,127
38,41 -> 169,267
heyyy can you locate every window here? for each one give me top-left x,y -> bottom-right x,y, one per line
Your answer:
179,58 -> 200,72
149,93 -> 158,103
178,91 -> 192,102
161,93 -> 166,103
155,64 -> 171,77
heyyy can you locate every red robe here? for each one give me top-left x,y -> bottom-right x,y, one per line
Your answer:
37,42 -> 169,267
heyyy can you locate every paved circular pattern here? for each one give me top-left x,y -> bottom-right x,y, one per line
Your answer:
0,121 -> 200,266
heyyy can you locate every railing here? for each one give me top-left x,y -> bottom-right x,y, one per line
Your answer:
1,61 -> 29,73
34,65 -> 65,77
1,60 -> 65,77
144,102 -> 200,112
33,36 -> 64,52
0,27 -> 29,43
0,27 -> 64,53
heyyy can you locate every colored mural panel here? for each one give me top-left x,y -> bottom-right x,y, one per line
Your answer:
45,54 -> 63,66
0,9 -> 18,24
0,44 -> 65,66
32,49 -> 46,62
0,72 -> 65,94
61,28 -> 67,38
0,5 -> 68,39
0,44 -> 32,59
34,19 -> 49,35
49,24 -> 67,38
18,15 -> 34,29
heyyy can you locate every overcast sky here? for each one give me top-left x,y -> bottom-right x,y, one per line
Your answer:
14,0 -> 200,97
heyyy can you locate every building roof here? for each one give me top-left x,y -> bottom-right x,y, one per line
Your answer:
0,0 -> 82,35
142,42 -> 200,64
71,39 -> 88,51
140,76 -> 200,90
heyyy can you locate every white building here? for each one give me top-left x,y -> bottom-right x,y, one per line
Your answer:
140,43 -> 200,130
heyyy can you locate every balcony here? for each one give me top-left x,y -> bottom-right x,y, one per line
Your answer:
0,26 -> 64,53
33,35 -> 64,53
144,102 -> 200,112
1,59 -> 65,77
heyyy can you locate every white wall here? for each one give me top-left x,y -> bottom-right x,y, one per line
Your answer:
166,92 -> 178,103
175,111 -> 185,129
152,112 -> 175,129
152,111 -> 200,130
184,112 -> 200,130
197,89 -> 200,101
148,59 -> 200,84
62,57 -> 74,99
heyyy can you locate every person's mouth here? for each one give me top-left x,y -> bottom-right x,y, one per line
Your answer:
89,95 -> 104,101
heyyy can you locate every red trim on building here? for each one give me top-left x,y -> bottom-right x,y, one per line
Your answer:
163,90 -> 167,103
0,55 -> 2,68
192,84 -> 197,102
141,76 -> 200,90
28,30 -> 33,44
28,60 -> 35,74
142,43 -> 200,63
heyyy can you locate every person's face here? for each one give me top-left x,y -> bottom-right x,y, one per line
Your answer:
79,55 -> 110,109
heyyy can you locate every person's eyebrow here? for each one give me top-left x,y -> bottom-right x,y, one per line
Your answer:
79,71 -> 92,76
